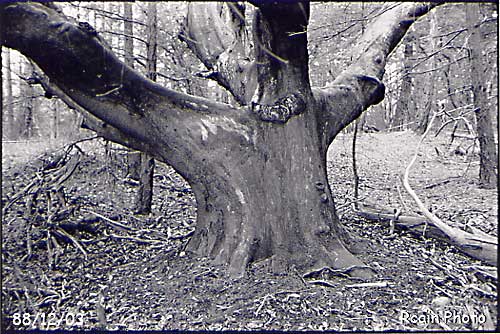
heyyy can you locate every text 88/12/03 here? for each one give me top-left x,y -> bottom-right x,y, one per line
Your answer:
12,312 -> 85,329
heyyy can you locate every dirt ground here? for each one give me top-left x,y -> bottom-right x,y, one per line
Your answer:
1,131 -> 497,331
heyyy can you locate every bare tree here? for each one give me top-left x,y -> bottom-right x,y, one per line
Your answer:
466,3 -> 498,188
392,35 -> 414,131
19,60 -> 36,139
123,2 -> 141,180
123,2 -> 142,181
2,48 -> 14,139
2,1 -> 442,277
135,2 -> 157,214
415,10 -> 438,134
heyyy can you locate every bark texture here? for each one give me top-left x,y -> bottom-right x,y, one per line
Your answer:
134,2 -> 157,215
466,4 -> 498,189
2,2 -> 442,277
392,36 -> 414,131
123,1 -> 142,181
21,60 -> 36,139
3,48 -> 14,139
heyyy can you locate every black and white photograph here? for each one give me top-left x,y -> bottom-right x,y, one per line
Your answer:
1,1 -> 498,331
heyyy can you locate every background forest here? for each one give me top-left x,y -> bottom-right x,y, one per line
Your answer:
1,2 -> 498,331
2,2 -> 498,142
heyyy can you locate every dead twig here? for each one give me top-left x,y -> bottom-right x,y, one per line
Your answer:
307,279 -> 336,288
168,230 -> 194,240
303,265 -> 372,279
255,293 -> 273,316
82,209 -> 136,232
104,231 -> 166,244
54,228 -> 88,260
345,281 -> 389,288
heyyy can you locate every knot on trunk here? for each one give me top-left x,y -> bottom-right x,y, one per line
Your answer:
251,93 -> 306,124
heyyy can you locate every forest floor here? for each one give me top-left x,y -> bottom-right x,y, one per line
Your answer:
1,130 -> 497,331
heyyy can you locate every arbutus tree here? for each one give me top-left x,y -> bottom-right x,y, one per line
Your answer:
1,1 -> 442,278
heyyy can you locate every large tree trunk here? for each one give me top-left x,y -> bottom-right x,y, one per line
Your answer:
466,4 -> 498,189
2,2 -> 442,278
186,108 -> 369,276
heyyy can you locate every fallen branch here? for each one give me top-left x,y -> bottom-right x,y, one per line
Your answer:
356,198 -> 497,265
2,176 -> 41,215
400,112 -> 497,266
307,279 -> 336,288
345,281 -> 389,288
356,204 -> 450,241
103,231 -> 166,244
465,265 -> 498,282
302,264 -> 373,279
54,228 -> 88,260
82,209 -> 137,232
423,176 -> 462,189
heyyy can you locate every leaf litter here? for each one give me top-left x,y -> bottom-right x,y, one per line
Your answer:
1,132 -> 497,331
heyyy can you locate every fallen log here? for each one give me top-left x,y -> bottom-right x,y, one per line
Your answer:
355,204 -> 497,267
356,112 -> 497,267
355,204 -> 450,241
402,112 -> 497,266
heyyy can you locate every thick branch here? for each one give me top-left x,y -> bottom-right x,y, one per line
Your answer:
314,2 -> 443,150
250,1 -> 312,123
29,68 -> 156,157
2,2 -> 254,174
182,3 -> 256,105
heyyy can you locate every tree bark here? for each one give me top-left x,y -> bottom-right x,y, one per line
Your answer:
134,2 -> 157,215
466,4 -> 498,189
51,99 -> 58,139
415,11 -> 438,135
3,48 -> 14,139
122,2 -> 142,181
20,60 -> 36,139
392,36 -> 414,131
2,2 -> 442,278
181,3 -> 256,105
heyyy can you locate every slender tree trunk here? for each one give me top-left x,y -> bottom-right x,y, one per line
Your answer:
392,36 -> 414,131
466,4 -> 498,188
51,99 -> 58,139
20,60 -> 35,139
351,2 -> 365,204
122,2 -> 141,180
415,11 -> 437,134
123,2 -> 134,68
3,48 -> 14,139
135,2 -> 157,215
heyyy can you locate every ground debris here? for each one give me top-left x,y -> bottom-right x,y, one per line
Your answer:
2,133 -> 497,331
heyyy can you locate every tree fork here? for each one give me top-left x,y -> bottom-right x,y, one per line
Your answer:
2,1 -> 444,279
